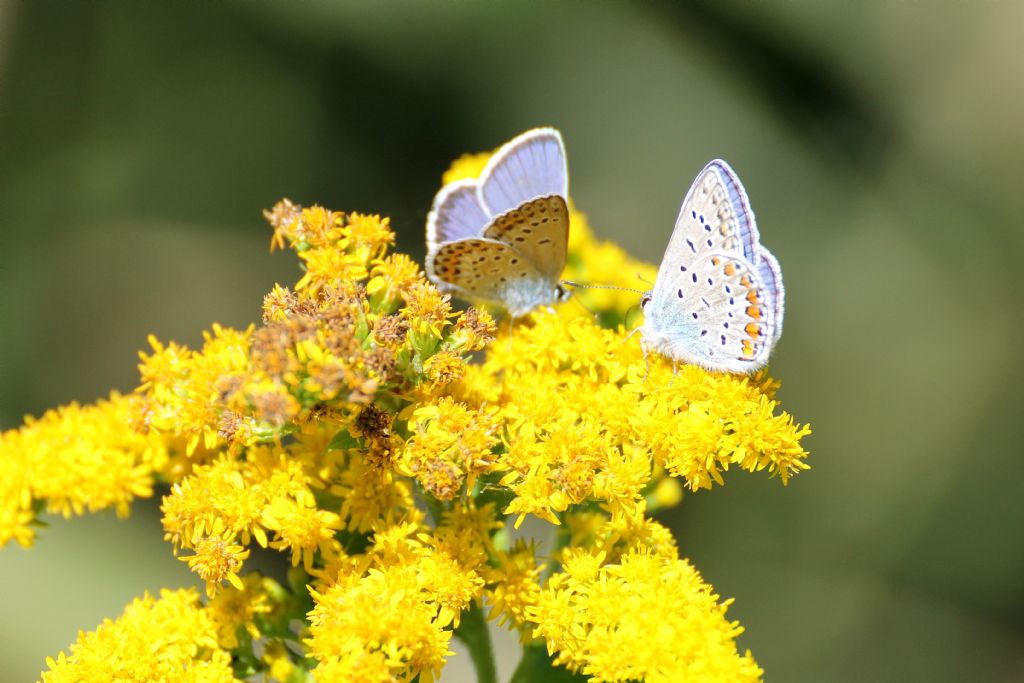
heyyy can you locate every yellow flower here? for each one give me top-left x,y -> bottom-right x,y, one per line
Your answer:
402,280 -> 455,340
296,245 -> 368,294
484,540 -> 544,637
368,252 -> 421,309
161,456 -> 264,551
530,546 -> 763,682
424,349 -> 466,386
139,325 -> 253,455
343,212 -> 395,258
0,392 -> 165,548
262,640 -> 297,682
333,455 -> 414,533
261,496 -> 343,570
401,397 -> 500,500
40,589 -> 237,683
307,563 -> 454,683
206,573 -> 272,648
180,528 -> 251,597
448,307 -> 497,352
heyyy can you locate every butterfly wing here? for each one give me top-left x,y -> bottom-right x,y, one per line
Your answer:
649,159 -> 762,309
478,128 -> 568,216
430,237 -> 546,308
482,194 -> 568,283
425,128 -> 570,315
755,247 -> 784,342
427,180 -> 491,247
643,252 -> 776,372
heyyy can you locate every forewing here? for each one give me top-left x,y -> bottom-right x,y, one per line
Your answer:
479,128 -> 568,216
429,238 -> 543,304
482,195 -> 568,283
646,252 -> 776,371
427,180 -> 490,246
650,159 -> 760,307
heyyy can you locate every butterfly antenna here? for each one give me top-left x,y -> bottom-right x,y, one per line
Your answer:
634,272 -> 654,286
560,280 -> 647,295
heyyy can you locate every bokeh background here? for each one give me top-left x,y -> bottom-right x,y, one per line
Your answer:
2,1 -> 1023,681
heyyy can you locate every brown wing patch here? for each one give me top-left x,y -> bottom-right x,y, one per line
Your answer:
432,238 -> 542,303
482,195 -> 568,282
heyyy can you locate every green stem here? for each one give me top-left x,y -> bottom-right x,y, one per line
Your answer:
455,602 -> 497,683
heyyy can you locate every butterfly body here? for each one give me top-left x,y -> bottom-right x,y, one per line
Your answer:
426,129 -> 570,316
640,160 -> 784,373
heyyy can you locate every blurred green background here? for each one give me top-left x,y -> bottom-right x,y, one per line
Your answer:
2,1 -> 1023,681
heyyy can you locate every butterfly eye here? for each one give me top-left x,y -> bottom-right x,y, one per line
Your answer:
640,295 -> 651,309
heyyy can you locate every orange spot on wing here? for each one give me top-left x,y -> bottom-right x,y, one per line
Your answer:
745,323 -> 760,337
724,263 -> 736,276
746,305 -> 762,319
746,290 -> 759,304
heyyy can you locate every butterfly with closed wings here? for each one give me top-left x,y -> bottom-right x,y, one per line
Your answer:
640,159 -> 785,373
425,128 -> 571,317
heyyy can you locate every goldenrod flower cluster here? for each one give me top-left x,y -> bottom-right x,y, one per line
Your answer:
4,144 -> 811,683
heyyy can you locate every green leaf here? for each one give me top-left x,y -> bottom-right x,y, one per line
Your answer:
327,427 -> 360,451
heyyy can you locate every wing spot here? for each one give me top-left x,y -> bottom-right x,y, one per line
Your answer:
721,335 -> 727,346
677,289 -> 683,298
691,210 -> 697,219
538,238 -> 552,245
692,312 -> 698,320
700,330 -> 707,336
691,273 -> 698,283
707,278 -> 713,285
680,265 -> 688,272
686,239 -> 696,253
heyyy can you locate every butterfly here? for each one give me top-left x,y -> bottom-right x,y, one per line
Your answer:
640,159 -> 784,373
425,128 -> 572,317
